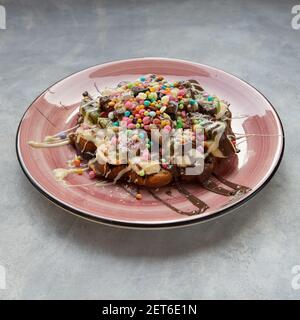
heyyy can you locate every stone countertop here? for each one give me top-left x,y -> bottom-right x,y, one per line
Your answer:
0,0 -> 299,299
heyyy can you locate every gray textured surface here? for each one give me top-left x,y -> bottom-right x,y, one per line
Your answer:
0,0 -> 299,300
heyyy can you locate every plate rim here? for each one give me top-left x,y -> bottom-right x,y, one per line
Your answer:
15,57 -> 285,229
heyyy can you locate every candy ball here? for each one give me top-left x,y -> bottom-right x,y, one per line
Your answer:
148,92 -> 157,100
89,170 -> 96,179
128,123 -> 136,129
135,193 -> 142,200
153,118 -> 161,125
127,83 -> 134,89
178,89 -> 186,96
137,92 -> 147,100
74,159 -> 81,168
143,116 -> 151,125
161,95 -> 169,105
164,125 -> 172,133
171,89 -> 179,97
124,101 -> 132,109
139,132 -> 145,139
144,100 -> 151,107
58,132 -> 66,140
139,170 -> 145,176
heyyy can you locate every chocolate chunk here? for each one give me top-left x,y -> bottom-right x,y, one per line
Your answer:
82,151 -> 96,161
132,86 -> 148,96
166,101 -> 178,114
157,91 -> 164,100
99,96 -> 111,109
188,79 -> 204,91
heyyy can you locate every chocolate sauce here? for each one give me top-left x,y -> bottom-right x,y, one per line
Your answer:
213,173 -> 251,194
165,189 -> 172,196
148,186 -> 208,216
121,184 -> 138,198
146,170 -> 251,216
200,179 -> 235,196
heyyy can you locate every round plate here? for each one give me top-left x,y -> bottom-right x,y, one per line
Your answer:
16,58 -> 284,229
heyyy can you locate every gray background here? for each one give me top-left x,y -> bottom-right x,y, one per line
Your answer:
0,0 -> 299,299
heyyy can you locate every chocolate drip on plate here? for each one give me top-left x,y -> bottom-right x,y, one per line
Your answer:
213,173 -> 251,194
148,185 -> 208,216
174,182 -> 209,213
200,179 -> 236,196
121,180 -> 209,216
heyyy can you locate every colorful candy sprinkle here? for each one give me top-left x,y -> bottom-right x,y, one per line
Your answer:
161,95 -> 169,105
136,193 -> 143,200
143,116 -> 151,125
73,158 -> 81,167
89,170 -> 96,179
58,132 -> 66,139
139,170 -> 145,176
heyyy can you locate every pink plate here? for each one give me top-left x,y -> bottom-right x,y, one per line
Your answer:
16,58 -> 284,229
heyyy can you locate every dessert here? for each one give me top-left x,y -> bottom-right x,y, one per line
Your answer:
29,75 -> 251,214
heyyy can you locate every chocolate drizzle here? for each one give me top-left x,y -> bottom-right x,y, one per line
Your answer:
200,173 -> 251,196
147,171 -> 251,216
200,179 -> 236,196
212,173 -> 251,194
148,185 -> 208,216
